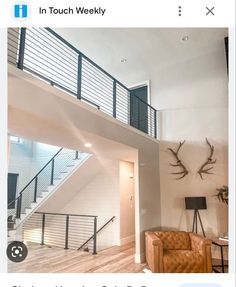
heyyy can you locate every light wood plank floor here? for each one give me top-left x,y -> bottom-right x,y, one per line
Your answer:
8,242 -> 147,273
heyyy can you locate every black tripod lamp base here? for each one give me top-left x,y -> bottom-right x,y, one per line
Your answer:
185,197 -> 207,237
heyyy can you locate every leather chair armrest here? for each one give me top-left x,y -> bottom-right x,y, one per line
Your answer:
189,232 -> 211,253
145,231 -> 163,272
189,232 -> 212,273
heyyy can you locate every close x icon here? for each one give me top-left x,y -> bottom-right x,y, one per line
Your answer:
206,6 -> 215,15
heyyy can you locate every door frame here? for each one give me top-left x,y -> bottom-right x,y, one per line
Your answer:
128,80 -> 151,105
129,80 -> 151,136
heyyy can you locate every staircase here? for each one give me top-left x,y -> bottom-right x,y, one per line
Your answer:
8,148 -> 90,241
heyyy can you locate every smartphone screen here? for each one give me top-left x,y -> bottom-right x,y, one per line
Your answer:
0,1 -> 235,287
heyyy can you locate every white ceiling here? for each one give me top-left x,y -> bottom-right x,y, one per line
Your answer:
54,28 -> 228,87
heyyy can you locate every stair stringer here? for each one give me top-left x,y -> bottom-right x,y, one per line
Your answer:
36,156 -> 102,213
14,154 -> 92,230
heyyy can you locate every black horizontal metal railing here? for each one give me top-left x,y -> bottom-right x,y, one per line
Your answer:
78,215 -> 115,251
24,212 -> 98,254
7,148 -> 83,221
7,27 -> 158,138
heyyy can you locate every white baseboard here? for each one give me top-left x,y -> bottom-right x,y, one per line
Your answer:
120,234 -> 135,246
135,252 -> 145,263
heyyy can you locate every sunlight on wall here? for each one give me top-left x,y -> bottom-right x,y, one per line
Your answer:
24,228 -> 41,244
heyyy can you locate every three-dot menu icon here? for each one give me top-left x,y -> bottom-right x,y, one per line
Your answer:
178,6 -> 182,16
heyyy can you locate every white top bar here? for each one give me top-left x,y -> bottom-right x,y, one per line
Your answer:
0,0 -> 235,27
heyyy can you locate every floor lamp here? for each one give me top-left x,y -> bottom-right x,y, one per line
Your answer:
185,197 -> 207,237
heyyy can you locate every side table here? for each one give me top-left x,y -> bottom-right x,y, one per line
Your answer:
211,238 -> 228,273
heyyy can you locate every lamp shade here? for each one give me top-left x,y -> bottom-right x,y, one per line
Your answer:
185,197 -> 207,210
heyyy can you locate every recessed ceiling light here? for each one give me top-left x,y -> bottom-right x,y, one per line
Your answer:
120,58 -> 127,63
84,143 -> 92,148
181,36 -> 189,42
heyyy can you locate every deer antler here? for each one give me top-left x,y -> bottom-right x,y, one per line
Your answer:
167,140 -> 188,180
198,138 -> 216,179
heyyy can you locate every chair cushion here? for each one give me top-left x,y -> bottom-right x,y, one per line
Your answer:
154,231 -> 191,250
163,250 -> 204,273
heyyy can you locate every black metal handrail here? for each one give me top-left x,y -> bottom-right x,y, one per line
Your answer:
21,147 -> 63,194
8,27 -> 158,138
34,211 -> 98,254
8,148 -> 82,221
46,28 -> 156,114
46,28 -> 129,92
35,211 -> 97,218
78,215 -> 115,251
7,147 -> 63,208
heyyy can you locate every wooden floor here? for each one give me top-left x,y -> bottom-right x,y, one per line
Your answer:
8,242 -> 147,273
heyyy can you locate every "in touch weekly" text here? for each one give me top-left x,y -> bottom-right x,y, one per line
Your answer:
39,6 -> 106,16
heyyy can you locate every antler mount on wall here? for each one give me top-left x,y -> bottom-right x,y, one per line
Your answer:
168,140 -> 188,180
167,138 -> 216,180
197,138 -> 216,180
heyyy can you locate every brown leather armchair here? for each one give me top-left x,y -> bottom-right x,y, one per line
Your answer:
145,231 -> 212,273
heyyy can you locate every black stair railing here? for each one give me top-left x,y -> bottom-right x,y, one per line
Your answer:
23,212 -> 115,255
29,212 -> 99,254
7,27 -> 158,138
78,215 -> 115,252
8,148 -> 81,220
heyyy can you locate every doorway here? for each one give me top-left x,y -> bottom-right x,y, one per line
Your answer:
8,173 -> 18,209
130,85 -> 148,134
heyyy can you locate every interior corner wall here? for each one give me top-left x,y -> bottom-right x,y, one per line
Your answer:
119,161 -> 135,245
151,35 -> 228,239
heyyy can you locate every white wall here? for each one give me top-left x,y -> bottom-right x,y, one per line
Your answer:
34,157 -> 121,251
159,141 -> 228,235
150,32 -> 228,241
119,161 -> 135,245
31,142 -> 61,174
61,158 -> 120,251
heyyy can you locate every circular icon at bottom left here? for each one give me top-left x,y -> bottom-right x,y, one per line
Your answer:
7,241 -> 28,263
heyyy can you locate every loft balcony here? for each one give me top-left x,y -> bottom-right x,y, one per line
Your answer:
8,27 -> 158,139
